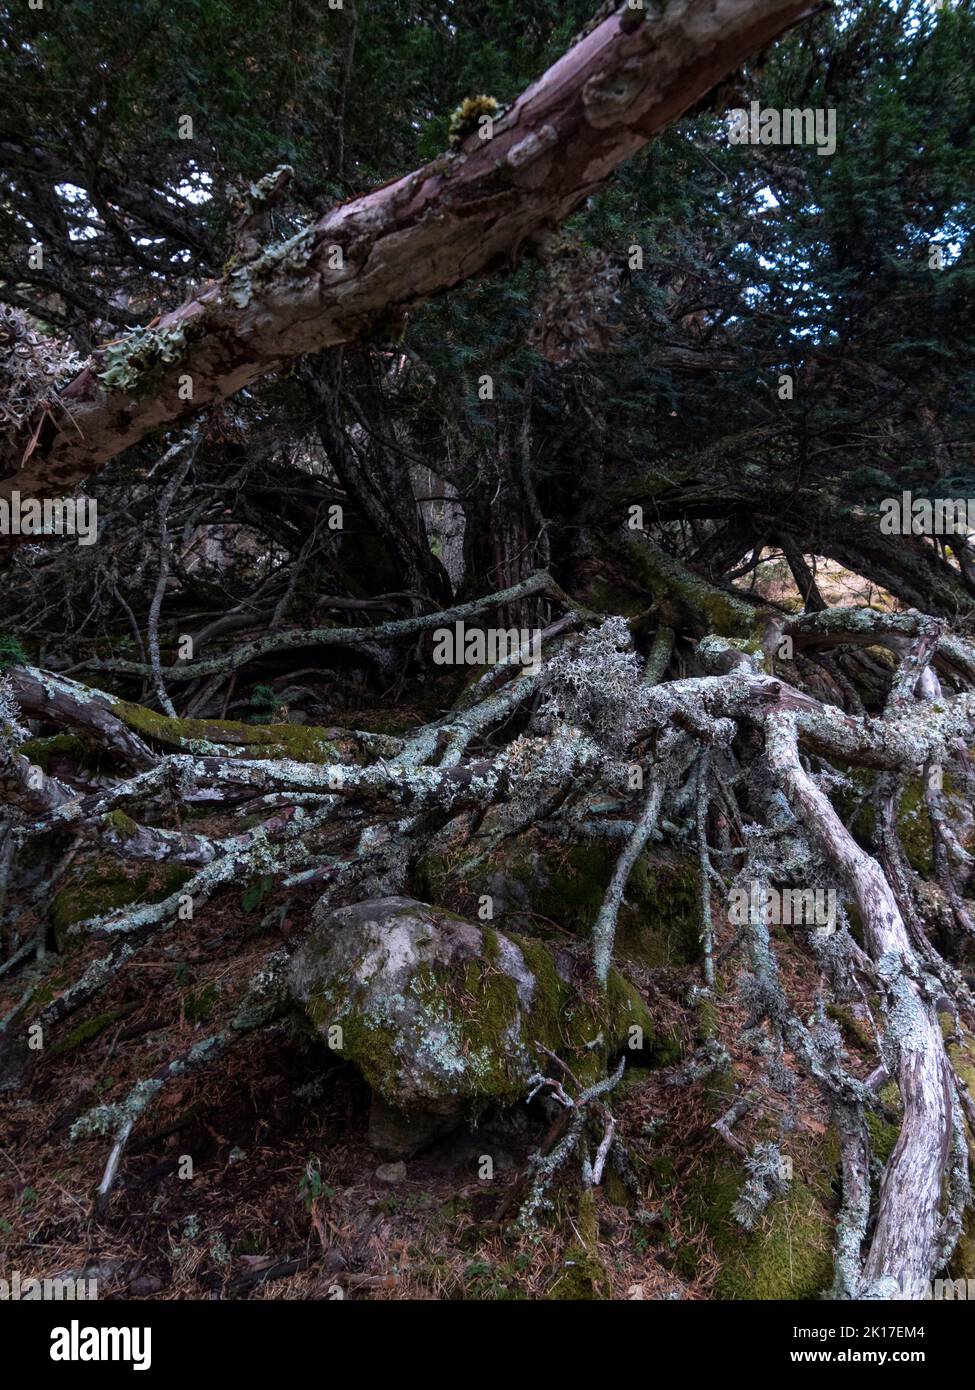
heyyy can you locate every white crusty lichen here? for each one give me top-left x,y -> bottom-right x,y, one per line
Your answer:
0,305 -> 82,433
0,673 -> 27,750
731,1141 -> 791,1230
537,616 -> 646,753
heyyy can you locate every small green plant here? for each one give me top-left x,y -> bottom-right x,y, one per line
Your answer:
241,873 -> 276,913
298,1156 -> 323,1209
0,634 -> 28,670
209,1231 -> 231,1265
448,95 -> 499,146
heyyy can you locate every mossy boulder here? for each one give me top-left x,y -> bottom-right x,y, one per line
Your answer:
288,896 -> 656,1157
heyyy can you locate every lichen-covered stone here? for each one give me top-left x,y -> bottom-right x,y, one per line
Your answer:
288,896 -> 655,1153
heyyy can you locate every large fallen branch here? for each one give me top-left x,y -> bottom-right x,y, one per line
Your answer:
1,0 -> 819,502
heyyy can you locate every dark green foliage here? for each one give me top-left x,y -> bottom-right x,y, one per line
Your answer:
0,635 -> 28,671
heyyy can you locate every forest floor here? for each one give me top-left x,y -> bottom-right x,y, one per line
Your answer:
0,822 -> 844,1302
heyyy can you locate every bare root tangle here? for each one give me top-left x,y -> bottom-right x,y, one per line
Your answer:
765,711 -> 962,1296
3,0 -> 975,1313
76,569 -> 574,685
5,593 -> 975,1298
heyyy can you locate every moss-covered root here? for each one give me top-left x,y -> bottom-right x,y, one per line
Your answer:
619,532 -> 762,641
547,1189 -> 613,1300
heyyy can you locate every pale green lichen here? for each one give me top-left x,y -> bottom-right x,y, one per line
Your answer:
96,321 -> 190,392
225,224 -> 319,308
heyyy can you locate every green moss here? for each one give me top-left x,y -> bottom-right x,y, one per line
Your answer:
183,983 -> 220,1022
834,764 -> 974,872
104,809 -> 140,837
17,734 -> 103,774
114,701 -> 340,762
945,1026 -> 975,1280
349,710 -> 421,736
865,1083 -> 901,1167
620,534 -> 758,639
50,1009 -> 124,1056
603,1165 -> 630,1208
50,861 -> 194,950
420,836 -> 703,971
306,1002 -> 400,1097
546,1244 -> 611,1299
896,777 -> 933,873
547,1191 -> 611,1299
585,575 -> 649,620
695,994 -> 720,1042
524,844 -> 607,933
675,1141 -> 835,1299
826,1002 -> 873,1052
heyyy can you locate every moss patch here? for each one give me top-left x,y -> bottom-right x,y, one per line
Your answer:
865,1083 -> 901,1167
675,1140 -> 835,1299
114,701 -> 340,762
51,861 -> 194,950
183,983 -> 220,1023
50,1009 -> 125,1057
18,734 -> 106,776
946,1024 -> 975,1280
417,837 -> 702,970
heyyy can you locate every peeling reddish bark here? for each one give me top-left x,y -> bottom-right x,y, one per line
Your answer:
1,0 -> 819,504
